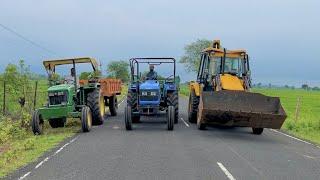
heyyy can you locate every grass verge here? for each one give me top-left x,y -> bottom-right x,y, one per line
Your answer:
0,118 -> 79,178
0,85 -> 128,178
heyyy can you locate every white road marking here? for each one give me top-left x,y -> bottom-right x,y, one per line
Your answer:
119,98 -> 125,106
112,125 -> 120,129
217,162 -> 236,180
180,118 -> 190,127
69,136 -> 78,143
35,157 -> 49,169
270,129 -> 313,145
18,171 -> 31,180
54,142 -> 70,155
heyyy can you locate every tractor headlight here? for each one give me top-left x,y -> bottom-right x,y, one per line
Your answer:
150,91 -> 157,96
141,91 -> 148,96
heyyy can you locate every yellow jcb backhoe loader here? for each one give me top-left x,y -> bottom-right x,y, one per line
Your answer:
188,40 -> 287,134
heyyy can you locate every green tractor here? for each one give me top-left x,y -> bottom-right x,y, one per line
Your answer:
32,57 -> 105,135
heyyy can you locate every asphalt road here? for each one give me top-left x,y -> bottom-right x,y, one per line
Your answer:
10,97 -> 320,180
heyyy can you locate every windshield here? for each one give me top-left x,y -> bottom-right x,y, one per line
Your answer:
208,57 -> 244,77
224,57 -> 243,76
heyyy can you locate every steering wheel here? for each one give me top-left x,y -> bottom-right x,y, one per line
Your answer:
165,75 -> 174,82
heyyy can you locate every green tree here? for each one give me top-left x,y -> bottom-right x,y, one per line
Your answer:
180,39 -> 211,72
106,60 -> 129,82
79,72 -> 91,80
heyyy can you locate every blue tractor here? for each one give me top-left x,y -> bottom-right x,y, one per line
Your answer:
125,58 -> 179,130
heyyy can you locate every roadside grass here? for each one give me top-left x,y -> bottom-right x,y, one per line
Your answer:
0,117 -> 79,178
0,83 -> 127,178
253,88 -> 320,144
179,84 -> 320,145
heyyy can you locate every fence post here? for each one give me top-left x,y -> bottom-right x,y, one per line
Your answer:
294,96 -> 301,122
3,81 -> 5,115
34,81 -> 38,110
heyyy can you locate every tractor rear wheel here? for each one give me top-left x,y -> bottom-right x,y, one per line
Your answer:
32,110 -> 44,135
188,90 -> 199,123
109,95 -> 118,116
81,106 -> 92,132
127,90 -> 140,123
252,128 -> 264,135
167,91 -> 179,124
49,118 -> 66,128
87,89 -> 105,125
125,105 -> 132,130
167,106 -> 174,130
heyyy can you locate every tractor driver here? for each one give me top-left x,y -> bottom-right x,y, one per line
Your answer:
65,68 -> 79,87
145,64 -> 158,80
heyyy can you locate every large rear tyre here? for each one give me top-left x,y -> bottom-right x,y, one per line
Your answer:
127,89 -> 140,123
49,118 -> 66,128
32,110 -> 44,135
252,128 -> 264,135
167,106 -> 174,131
188,90 -> 199,123
87,89 -> 105,125
167,91 -> 179,124
125,105 -> 132,130
81,106 -> 92,132
109,95 -> 118,116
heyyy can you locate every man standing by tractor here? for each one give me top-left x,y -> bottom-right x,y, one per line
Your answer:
146,64 -> 158,80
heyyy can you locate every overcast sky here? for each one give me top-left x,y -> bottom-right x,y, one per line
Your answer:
0,0 -> 319,86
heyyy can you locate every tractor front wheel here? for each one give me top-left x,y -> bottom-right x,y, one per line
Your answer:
167,106 -> 174,131
32,110 -> 44,135
87,89 -> 104,125
81,106 -> 92,132
125,105 -> 132,130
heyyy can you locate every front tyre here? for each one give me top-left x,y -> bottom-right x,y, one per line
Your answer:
32,110 -> 44,135
188,90 -> 199,123
167,106 -> 174,131
125,105 -> 132,130
81,106 -> 92,132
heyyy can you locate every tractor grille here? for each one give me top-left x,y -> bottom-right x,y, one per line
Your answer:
140,90 -> 158,101
49,91 -> 68,105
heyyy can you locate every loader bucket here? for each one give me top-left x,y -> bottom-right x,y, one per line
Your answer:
198,91 -> 287,129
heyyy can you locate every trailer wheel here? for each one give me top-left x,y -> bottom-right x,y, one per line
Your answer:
125,105 -> 132,130
167,106 -> 174,131
87,89 -> 104,125
49,118 -> 66,128
109,95 -> 118,116
167,91 -> 179,124
188,90 -> 199,123
252,128 -> 264,135
32,110 -> 44,135
81,106 -> 92,132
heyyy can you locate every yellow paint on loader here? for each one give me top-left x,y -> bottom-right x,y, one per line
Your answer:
220,74 -> 244,91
